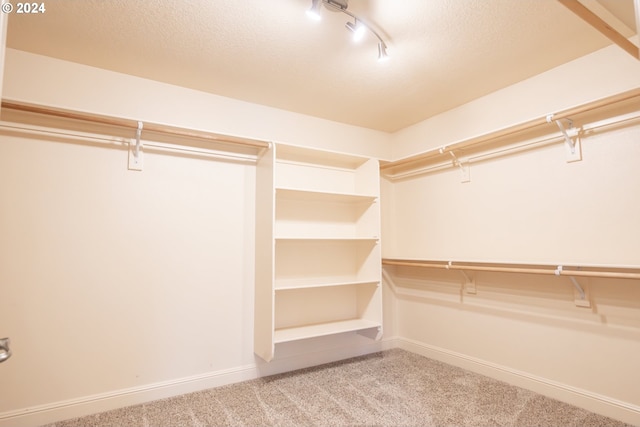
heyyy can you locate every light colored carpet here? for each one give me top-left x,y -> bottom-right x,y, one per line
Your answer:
44,349 -> 632,427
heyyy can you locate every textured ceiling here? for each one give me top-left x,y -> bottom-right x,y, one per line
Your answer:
5,0 -> 638,132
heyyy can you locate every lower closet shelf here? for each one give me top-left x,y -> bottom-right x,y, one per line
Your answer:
274,319 -> 381,343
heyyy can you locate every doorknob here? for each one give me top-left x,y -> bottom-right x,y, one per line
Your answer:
0,338 -> 11,363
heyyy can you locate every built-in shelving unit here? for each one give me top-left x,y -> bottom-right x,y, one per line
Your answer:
255,144 -> 382,362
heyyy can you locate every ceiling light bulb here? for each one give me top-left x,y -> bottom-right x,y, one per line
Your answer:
306,0 -> 322,20
345,20 -> 366,42
377,42 -> 389,61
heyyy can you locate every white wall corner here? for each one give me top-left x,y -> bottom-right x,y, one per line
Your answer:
395,337 -> 640,427
390,42 -> 640,161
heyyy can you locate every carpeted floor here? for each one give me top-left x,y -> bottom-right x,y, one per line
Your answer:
44,349 -> 632,427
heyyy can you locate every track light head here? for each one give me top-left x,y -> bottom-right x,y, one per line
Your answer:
377,42 -> 389,61
345,20 -> 366,42
306,0 -> 322,20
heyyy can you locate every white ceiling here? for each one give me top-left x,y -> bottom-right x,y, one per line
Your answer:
5,0 -> 637,132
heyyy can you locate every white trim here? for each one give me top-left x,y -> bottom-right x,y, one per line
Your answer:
0,364 -> 256,427
0,339 -> 394,427
396,337 -> 640,426
0,121 -> 260,163
3,335 -> 637,427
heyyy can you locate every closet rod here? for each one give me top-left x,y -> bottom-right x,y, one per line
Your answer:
381,87 -> 640,171
381,259 -> 640,280
0,100 -> 271,150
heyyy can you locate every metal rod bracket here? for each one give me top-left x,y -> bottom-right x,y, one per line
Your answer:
440,148 -> 470,183
547,114 -> 582,162
555,265 -> 590,307
448,262 -> 476,294
128,121 -> 144,171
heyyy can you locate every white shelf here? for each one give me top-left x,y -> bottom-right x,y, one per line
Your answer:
274,149 -> 379,196
275,189 -> 379,239
276,187 -> 377,203
275,237 -> 379,242
275,279 -> 380,291
275,144 -> 369,170
275,239 -> 380,285
274,319 -> 381,343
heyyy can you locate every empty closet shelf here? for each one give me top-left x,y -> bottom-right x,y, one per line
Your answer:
276,188 -> 377,203
274,279 -> 380,290
274,319 -> 381,343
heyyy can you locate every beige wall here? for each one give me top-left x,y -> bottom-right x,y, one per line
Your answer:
388,268 -> 640,423
390,42 -> 640,160
2,49 -> 392,160
1,40 -> 639,426
386,123 -> 640,266
0,128 -> 257,410
0,50 -> 393,427
382,42 -> 640,425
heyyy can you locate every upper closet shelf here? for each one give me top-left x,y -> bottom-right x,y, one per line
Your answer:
276,144 -> 371,169
380,88 -> 640,179
1,100 -> 271,164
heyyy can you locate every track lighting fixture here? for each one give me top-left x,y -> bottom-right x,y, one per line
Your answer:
377,41 -> 389,61
305,0 -> 389,61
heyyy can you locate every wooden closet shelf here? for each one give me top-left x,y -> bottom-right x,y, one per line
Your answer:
276,187 -> 377,203
274,279 -> 380,291
274,319 -> 381,343
380,88 -> 640,174
1,100 -> 271,150
382,259 -> 640,280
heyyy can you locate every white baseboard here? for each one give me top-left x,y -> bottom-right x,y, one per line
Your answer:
4,336 -> 636,427
396,337 -> 640,426
0,339 -> 394,427
0,364 -> 258,427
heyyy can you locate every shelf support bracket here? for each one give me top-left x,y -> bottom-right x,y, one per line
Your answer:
546,114 -> 582,162
448,261 -> 476,294
440,147 -> 470,183
128,121 -> 144,171
555,265 -> 590,308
